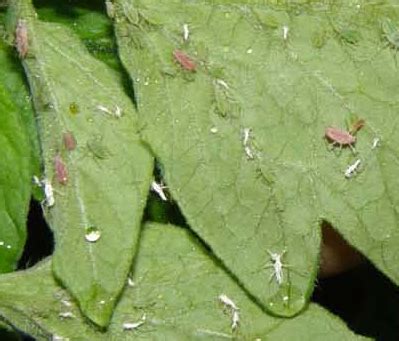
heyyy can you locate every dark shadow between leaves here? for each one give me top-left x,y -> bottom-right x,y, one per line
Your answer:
17,200 -> 54,270
313,223 -> 399,341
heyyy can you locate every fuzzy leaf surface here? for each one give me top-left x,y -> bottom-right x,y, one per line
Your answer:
0,223 -> 365,340
7,0 -> 153,327
0,81 -> 31,273
113,0 -> 399,316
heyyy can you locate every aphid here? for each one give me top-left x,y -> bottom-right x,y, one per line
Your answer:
242,128 -> 255,159
105,0 -> 115,19
173,49 -> 196,72
283,25 -> 289,40
42,178 -> 55,207
63,131 -> 77,151
183,23 -> 190,42
231,310 -> 240,331
123,315 -> 146,331
265,250 -> 287,285
15,19 -> 28,58
349,118 -> 365,134
96,105 -> 123,118
218,294 -> 240,330
59,312 -> 74,319
344,159 -> 361,178
54,154 -> 68,185
325,127 -> 356,151
33,176 -> 55,207
151,181 -> 168,201
218,294 -> 239,311
371,137 -> 380,150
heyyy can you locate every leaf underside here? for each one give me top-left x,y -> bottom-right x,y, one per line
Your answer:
113,0 -> 399,317
0,223 -> 365,340
7,0 -> 153,327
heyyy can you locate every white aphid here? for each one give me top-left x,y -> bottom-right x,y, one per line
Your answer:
127,277 -> 135,287
267,250 -> 286,285
242,128 -> 255,159
61,299 -> 72,307
243,128 -> 251,146
33,176 -> 55,207
344,159 -> 361,179
123,314 -> 146,331
215,79 -> 229,89
151,180 -> 168,201
231,310 -> 240,330
183,23 -> 190,41
283,25 -> 289,40
59,312 -> 74,319
371,137 -> 380,150
96,104 -> 123,118
219,294 -> 240,330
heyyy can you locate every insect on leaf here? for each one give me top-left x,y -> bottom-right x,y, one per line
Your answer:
7,0 -> 153,327
113,0 -> 399,318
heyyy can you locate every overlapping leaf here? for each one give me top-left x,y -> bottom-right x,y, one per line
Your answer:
7,0 -> 153,327
0,223 -> 365,340
0,81 -> 31,273
113,0 -> 399,317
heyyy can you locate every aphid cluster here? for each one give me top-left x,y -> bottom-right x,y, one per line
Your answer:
218,294 -> 240,330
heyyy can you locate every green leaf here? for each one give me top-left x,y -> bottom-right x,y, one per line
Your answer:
0,38 -> 41,200
113,0 -> 399,318
0,79 -> 32,273
7,0 -> 153,327
0,223 -> 365,340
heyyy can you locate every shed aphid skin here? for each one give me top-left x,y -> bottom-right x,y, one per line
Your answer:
33,176 -> 55,207
218,294 -> 239,311
151,180 -> 168,201
173,49 -> 196,72
59,312 -> 74,319
283,25 -> 289,40
96,104 -> 123,118
123,314 -> 146,331
372,137 -> 380,150
218,294 -> 240,330
231,310 -> 240,331
325,127 -> 356,152
54,154 -> 68,185
242,128 -> 255,159
15,19 -> 28,58
344,159 -> 361,179
266,250 -> 287,285
183,23 -> 190,42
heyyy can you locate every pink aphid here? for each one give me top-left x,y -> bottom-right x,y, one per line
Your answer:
54,154 -> 68,185
15,19 -> 28,59
63,131 -> 77,151
173,49 -> 196,72
325,127 -> 356,148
